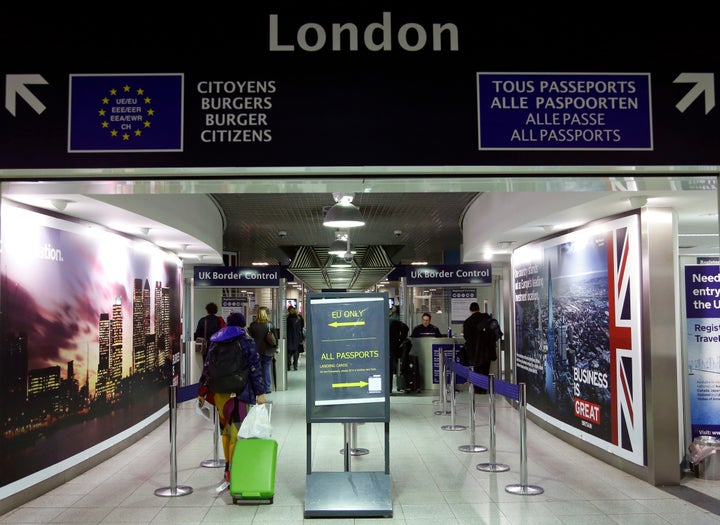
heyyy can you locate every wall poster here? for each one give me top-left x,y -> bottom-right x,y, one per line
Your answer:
0,201 -> 182,490
513,213 -> 645,465
684,264 -> 720,439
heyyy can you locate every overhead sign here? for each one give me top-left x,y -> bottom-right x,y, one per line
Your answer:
404,263 -> 492,286
0,8 -> 717,169
477,73 -> 652,150
193,265 -> 284,287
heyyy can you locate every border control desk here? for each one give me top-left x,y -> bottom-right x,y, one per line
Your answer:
410,336 -> 465,392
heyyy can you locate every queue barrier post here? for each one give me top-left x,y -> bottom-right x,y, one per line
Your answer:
505,383 -> 544,495
200,405 -> 224,468
458,366 -> 488,453
441,349 -> 466,431
155,385 -> 193,497
339,422 -> 369,457
476,375 -> 510,473
434,350 -> 450,415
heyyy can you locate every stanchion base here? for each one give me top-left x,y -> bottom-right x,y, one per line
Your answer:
476,462 -> 510,472
200,459 -> 224,468
505,484 -> 544,495
458,444 -> 488,453
441,424 -> 467,431
339,448 -> 370,456
434,410 -> 451,415
154,485 -> 193,497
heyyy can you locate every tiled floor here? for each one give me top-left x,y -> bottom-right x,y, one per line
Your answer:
2,355 -> 719,524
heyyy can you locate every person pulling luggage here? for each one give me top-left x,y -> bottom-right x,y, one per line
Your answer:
198,312 -> 266,486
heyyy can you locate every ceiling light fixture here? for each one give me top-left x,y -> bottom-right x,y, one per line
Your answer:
330,256 -> 352,268
328,238 -> 348,255
50,199 -> 71,212
323,193 -> 365,228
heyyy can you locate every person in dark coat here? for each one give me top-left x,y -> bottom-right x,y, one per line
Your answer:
248,306 -> 276,393
194,302 -> 226,357
286,306 -> 304,371
462,302 -> 494,393
389,318 -> 406,391
411,312 -> 442,337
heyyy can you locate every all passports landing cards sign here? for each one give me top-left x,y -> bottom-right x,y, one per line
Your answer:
477,72 -> 652,150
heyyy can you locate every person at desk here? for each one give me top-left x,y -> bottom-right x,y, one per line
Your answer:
411,312 -> 442,338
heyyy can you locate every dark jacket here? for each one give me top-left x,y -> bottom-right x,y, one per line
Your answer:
411,323 -> 442,338
199,326 -> 265,404
464,312 -> 493,367
286,313 -> 304,351
248,320 -> 276,357
194,313 -> 225,340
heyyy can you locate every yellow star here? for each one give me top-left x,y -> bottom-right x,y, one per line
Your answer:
134,130 -> 142,136
101,121 -> 109,128
147,108 -> 155,116
144,96 -> 151,104
99,109 -> 106,116
110,88 -> 117,95
110,129 -> 118,137
144,121 -> 151,128
122,133 -> 130,140
102,98 -> 109,105
137,88 -> 144,95
123,85 -> 131,92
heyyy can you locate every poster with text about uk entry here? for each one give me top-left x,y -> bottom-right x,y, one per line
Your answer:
512,213 -> 645,465
309,295 -> 388,407
685,264 -> 720,440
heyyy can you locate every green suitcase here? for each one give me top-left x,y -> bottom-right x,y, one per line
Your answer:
230,438 -> 278,504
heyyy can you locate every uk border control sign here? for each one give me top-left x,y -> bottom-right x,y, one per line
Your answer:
477,73 -> 652,150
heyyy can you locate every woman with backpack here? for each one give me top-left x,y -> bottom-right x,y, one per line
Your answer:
197,312 -> 266,484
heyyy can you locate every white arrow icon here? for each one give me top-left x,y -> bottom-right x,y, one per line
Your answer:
673,73 -> 715,114
5,74 -> 48,116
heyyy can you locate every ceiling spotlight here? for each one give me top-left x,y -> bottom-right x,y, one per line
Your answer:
278,230 -> 287,238
50,199 -> 71,212
140,227 -> 151,236
629,196 -> 648,208
323,193 -> 365,228
328,238 -> 347,255
497,241 -> 515,250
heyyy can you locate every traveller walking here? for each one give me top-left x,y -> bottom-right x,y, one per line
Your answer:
197,312 -> 266,484
248,306 -> 277,394
194,302 -> 226,357
286,306 -> 304,371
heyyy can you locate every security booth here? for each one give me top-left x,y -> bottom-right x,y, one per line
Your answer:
191,265 -> 293,390
388,263 -> 501,392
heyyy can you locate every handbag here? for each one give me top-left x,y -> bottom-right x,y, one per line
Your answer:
195,318 -> 209,355
238,403 -> 272,439
265,327 -> 278,348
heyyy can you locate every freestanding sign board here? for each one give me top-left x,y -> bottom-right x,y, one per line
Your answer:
304,292 -> 391,518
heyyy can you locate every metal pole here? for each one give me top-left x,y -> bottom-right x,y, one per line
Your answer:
442,345 -> 466,431
506,383 -> 544,495
476,375 -> 509,472
200,405 -> 224,468
155,386 -> 193,497
434,349 -> 450,415
459,367 -> 487,452
339,422 -> 369,456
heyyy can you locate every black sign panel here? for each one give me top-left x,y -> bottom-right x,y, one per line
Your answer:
0,8 -> 717,170
306,292 -> 389,422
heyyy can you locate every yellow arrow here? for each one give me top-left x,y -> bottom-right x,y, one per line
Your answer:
329,321 -> 366,327
332,381 -> 369,388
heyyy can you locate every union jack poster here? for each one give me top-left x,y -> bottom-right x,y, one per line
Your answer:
513,213 -> 645,465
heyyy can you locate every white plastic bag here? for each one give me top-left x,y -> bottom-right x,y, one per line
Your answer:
238,403 -> 272,439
